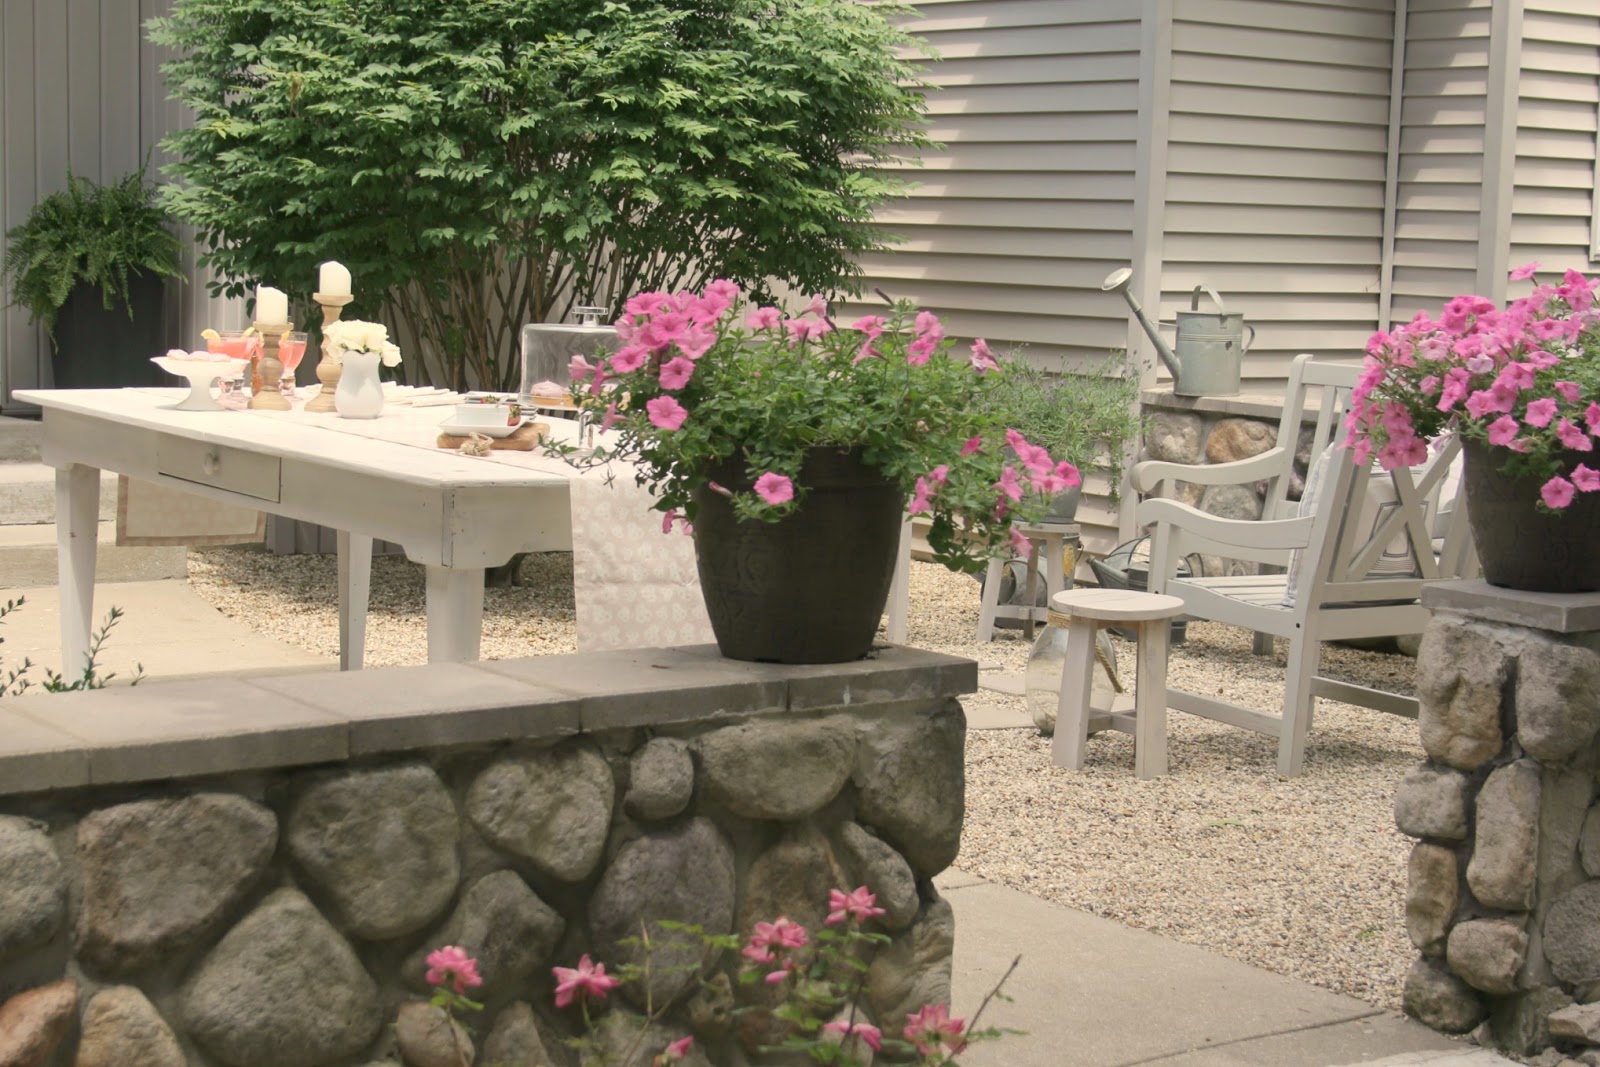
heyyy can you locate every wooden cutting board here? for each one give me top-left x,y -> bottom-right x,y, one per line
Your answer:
436,421 -> 551,451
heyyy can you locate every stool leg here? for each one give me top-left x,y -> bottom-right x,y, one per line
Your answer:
1021,540 -> 1040,641
1051,617 -> 1099,772
1044,533 -> 1066,601
1133,619 -> 1170,779
976,556 -> 1004,642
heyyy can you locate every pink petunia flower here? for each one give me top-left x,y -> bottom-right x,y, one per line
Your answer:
1487,415 -> 1520,447
1525,397 -> 1559,428
753,472 -> 795,506
961,436 -> 983,457
568,354 -> 597,382
646,396 -> 688,431
904,1003 -> 967,1057
425,945 -> 483,995
1004,428 -> 1054,475
1008,525 -> 1033,557
1573,465 -> 1600,492
803,293 -> 828,319
659,355 -> 696,390
746,306 -> 782,331
1509,261 -> 1541,282
654,1035 -> 696,1065
1587,402 -> 1600,435
826,886 -> 888,927
601,401 -> 624,431
1541,476 -> 1576,510
1555,380 -> 1583,405
969,337 -> 1000,374
1557,419 -> 1594,451
994,466 -> 1024,504
609,344 -> 649,374
822,1020 -> 884,1052
676,323 -> 717,360
552,954 -> 620,1009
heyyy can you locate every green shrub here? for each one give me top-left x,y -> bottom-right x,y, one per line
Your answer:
150,0 -> 933,391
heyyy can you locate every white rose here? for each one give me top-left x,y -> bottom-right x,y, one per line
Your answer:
380,341 -> 402,367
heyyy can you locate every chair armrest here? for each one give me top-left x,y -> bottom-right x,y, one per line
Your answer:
1131,447 -> 1290,494
1136,498 -> 1317,552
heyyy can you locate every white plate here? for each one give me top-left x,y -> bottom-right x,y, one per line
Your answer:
439,418 -> 523,439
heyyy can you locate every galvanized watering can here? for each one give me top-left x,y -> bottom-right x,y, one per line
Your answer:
1101,267 -> 1253,397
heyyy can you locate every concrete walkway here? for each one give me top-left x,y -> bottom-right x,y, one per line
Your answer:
0,578 -> 1509,1066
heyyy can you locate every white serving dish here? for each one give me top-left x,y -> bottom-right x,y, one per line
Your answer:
150,355 -> 245,411
438,418 -> 523,439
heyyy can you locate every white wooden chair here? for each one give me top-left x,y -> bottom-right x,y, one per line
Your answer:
1129,354 -> 1476,776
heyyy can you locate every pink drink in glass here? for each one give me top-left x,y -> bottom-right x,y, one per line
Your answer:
207,330 -> 256,360
277,332 -> 309,396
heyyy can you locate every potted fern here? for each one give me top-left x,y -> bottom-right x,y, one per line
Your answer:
2,164 -> 183,388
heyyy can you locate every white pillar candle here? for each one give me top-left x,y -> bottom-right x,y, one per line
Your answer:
255,285 -> 289,324
318,261 -> 352,297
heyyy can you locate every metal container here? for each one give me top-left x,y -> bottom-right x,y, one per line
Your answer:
1102,268 -> 1253,397
518,306 -> 620,406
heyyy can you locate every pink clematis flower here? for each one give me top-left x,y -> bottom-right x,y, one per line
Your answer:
659,355 -> 696,390
826,886 -> 888,927
904,1003 -> 967,1057
753,472 -> 795,506
1573,465 -> 1600,493
1487,415 -> 1521,447
552,954 -> 621,1009
1541,476 -> 1576,510
654,1035 -> 696,1065
821,1020 -> 884,1052
425,946 -> 483,995
646,396 -> 688,431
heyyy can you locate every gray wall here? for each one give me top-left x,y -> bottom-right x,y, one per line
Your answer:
0,0 -> 242,411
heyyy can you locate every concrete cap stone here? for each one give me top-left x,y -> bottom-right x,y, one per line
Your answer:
780,644 -> 978,710
5,678 -> 348,786
1425,579 -> 1600,635
248,662 -> 580,754
0,708 -> 91,794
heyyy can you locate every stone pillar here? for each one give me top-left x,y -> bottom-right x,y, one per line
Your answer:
1397,580 -> 1600,1057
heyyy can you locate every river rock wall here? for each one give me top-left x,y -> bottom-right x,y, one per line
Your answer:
0,645 -> 975,1067
1397,584 -> 1600,1060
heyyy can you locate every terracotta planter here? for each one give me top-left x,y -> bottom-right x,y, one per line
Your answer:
691,448 -> 904,663
1461,438 -> 1600,593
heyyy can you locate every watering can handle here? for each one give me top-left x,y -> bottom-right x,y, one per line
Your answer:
1243,324 -> 1256,352
1190,286 -> 1227,317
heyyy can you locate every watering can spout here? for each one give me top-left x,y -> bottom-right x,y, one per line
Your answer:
1101,267 -> 1181,381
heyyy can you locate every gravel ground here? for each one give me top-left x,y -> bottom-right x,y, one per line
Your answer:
188,546 -> 1421,1012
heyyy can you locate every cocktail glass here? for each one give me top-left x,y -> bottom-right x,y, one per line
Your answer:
206,329 -> 260,361
277,331 -> 309,396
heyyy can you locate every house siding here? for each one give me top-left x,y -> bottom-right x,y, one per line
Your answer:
0,0 -> 241,410
848,0 -> 1143,366
1388,0 -> 1493,322
1160,0 -> 1397,385
1509,0 -> 1600,278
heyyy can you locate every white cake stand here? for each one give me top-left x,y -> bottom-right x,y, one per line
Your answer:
150,356 -> 240,411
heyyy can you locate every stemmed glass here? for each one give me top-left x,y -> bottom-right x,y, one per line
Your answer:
277,331 -> 309,397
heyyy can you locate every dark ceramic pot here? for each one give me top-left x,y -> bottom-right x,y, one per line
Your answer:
692,448 -> 904,663
51,273 -> 169,388
1461,438 -> 1600,593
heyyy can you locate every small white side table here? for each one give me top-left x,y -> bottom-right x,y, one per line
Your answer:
975,522 -> 1080,642
1049,587 -> 1185,780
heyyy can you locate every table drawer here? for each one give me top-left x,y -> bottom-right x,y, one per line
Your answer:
156,436 -> 282,503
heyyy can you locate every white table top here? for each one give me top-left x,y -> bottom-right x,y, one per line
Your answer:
15,387 -> 597,488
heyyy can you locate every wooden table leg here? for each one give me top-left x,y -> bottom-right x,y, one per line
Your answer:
1051,616 -> 1100,771
336,530 -> 372,670
1134,619 -> 1171,779
425,566 -> 485,663
55,464 -> 100,677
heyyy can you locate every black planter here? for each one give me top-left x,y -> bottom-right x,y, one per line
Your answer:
1461,438 -> 1600,593
692,448 -> 905,664
50,273 -> 169,388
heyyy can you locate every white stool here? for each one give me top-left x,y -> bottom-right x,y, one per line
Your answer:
1049,588 -> 1185,780
975,522 -> 1080,642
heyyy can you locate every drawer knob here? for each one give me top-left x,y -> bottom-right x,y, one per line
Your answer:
202,448 -> 221,476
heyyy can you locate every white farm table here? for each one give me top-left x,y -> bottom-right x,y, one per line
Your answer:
17,387 -> 588,671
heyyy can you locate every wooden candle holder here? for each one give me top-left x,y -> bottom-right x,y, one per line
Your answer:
305,293 -> 355,413
247,321 -> 293,411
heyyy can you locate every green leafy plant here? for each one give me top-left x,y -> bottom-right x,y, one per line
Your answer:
422,886 -> 1017,1066
976,350 -> 1146,506
546,283 -> 1086,574
1,163 -> 183,338
149,0 -> 934,392
1,596 -> 144,696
